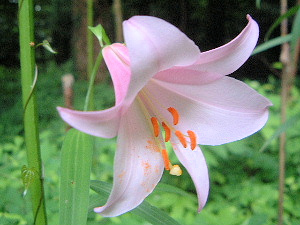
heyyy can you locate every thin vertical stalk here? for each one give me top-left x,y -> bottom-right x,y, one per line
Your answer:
113,0 -> 123,42
278,0 -> 288,224
18,0 -> 47,224
84,52 -> 103,111
87,0 -> 94,110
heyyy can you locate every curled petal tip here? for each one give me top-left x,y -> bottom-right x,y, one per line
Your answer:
93,206 -> 103,214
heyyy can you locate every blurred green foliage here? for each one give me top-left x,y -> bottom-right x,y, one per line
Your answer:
0,61 -> 299,224
1,0 -> 300,224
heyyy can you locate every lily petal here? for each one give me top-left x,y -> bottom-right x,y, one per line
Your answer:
171,142 -> 209,211
189,15 -> 259,76
94,99 -> 164,216
145,77 -> 272,145
123,16 -> 200,105
57,105 -> 122,138
154,68 -> 223,85
103,43 -> 131,105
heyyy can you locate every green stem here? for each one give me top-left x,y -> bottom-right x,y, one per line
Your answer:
84,52 -> 103,111
87,0 -> 94,110
18,0 -> 47,224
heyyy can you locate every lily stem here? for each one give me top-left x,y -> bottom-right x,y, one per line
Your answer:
19,0 -> 47,224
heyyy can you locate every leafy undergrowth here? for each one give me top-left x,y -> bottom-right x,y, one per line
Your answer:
0,62 -> 299,224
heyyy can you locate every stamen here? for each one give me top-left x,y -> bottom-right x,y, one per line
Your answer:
168,107 -> 180,125
187,130 -> 197,150
151,117 -> 160,137
170,165 -> 182,176
161,149 -> 171,170
162,122 -> 171,142
175,130 -> 187,148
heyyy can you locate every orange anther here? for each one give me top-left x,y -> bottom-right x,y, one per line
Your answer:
161,149 -> 171,170
187,130 -> 197,150
167,107 -> 180,125
162,122 -> 171,142
151,117 -> 160,137
175,130 -> 187,148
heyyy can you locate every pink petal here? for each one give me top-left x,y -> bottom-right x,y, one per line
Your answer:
123,16 -> 200,105
94,99 -> 164,217
57,105 -> 122,138
103,43 -> 131,105
171,142 -> 209,211
189,15 -> 259,75
144,77 -> 272,145
154,68 -> 223,85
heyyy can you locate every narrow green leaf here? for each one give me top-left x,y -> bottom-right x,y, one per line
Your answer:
290,7 -> 300,58
265,5 -> 300,40
154,183 -> 196,202
260,113 -> 300,152
88,25 -> 111,47
59,129 -> 94,225
255,0 -> 261,9
252,34 -> 292,55
90,180 -> 182,225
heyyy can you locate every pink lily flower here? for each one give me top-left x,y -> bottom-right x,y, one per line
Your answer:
57,15 -> 272,217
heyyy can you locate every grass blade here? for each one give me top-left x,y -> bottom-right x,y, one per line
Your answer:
252,34 -> 292,55
260,113 -> 300,152
264,5 -> 300,41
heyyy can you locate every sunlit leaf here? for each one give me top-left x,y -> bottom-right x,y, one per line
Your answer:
252,34 -> 292,55
154,183 -> 196,202
90,180 -> 182,225
59,129 -> 94,225
260,113 -> 300,152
